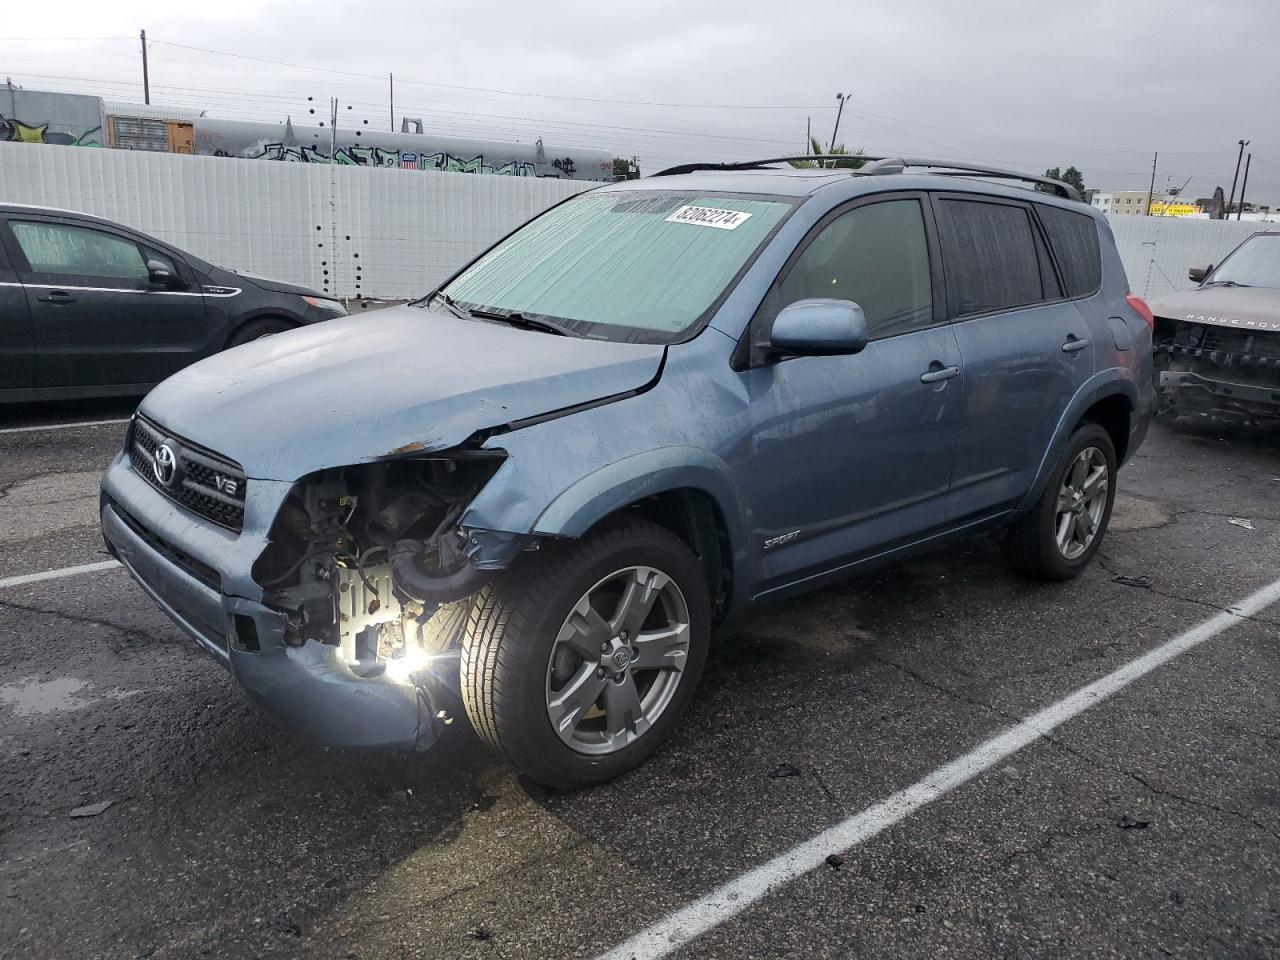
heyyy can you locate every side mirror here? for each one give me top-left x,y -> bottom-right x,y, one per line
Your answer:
146,259 -> 179,287
1188,263 -> 1212,284
768,298 -> 869,357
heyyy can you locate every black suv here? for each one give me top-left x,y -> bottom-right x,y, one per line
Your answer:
0,203 -> 347,403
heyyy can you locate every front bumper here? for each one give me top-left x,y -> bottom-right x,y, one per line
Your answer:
100,452 -> 440,751
1159,369 -> 1280,417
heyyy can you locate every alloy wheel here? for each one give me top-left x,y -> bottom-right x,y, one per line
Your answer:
545,565 -> 691,756
1055,446 -> 1109,560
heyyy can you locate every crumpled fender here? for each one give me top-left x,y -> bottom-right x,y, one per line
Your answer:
461,443 -> 748,573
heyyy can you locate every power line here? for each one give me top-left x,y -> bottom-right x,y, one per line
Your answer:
148,40 -> 828,110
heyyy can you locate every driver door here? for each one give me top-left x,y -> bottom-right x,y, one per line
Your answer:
739,194 -> 963,595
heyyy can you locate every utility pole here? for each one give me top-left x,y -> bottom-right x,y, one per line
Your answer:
805,116 -> 810,154
1237,153 -> 1252,220
330,97 -> 338,156
829,93 -> 846,156
1227,139 -> 1249,216
1145,151 -> 1157,216
389,73 -> 394,132
139,29 -> 150,105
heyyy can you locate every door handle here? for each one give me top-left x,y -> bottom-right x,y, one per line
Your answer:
1061,336 -> 1090,353
37,290 -> 76,304
920,364 -> 960,384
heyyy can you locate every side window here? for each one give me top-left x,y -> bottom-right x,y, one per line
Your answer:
936,199 -> 1043,316
10,221 -> 149,282
775,199 -> 933,338
1036,205 -> 1102,297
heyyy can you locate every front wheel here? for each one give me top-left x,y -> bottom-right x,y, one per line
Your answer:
461,517 -> 711,789
1001,422 -> 1117,581
226,318 -> 292,348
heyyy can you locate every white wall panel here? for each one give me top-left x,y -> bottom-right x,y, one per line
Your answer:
0,142 -> 593,299
1108,215 -> 1268,299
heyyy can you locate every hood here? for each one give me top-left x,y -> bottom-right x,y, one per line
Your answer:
1149,286 -> 1280,333
232,270 -> 328,299
141,305 -> 665,480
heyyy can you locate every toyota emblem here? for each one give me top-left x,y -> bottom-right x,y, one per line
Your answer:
153,443 -> 178,487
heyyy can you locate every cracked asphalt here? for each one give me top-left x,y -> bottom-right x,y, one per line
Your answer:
1,409 -> 1278,960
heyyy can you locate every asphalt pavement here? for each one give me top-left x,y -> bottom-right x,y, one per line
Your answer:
1,409 -> 1278,960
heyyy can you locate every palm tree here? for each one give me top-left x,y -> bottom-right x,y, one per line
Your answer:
790,135 -> 866,170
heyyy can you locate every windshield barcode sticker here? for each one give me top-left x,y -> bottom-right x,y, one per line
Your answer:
665,205 -> 753,230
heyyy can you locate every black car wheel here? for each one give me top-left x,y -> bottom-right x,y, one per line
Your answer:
226,318 -> 292,348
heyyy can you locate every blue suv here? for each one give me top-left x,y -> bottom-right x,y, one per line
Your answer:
100,156 -> 1155,788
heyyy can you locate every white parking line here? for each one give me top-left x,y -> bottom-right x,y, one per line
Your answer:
0,560 -> 121,589
595,574 -> 1280,960
0,418 -> 131,436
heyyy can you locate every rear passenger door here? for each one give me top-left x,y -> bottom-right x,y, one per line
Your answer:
933,194 -> 1094,520
4,217 -> 209,390
0,221 -> 36,393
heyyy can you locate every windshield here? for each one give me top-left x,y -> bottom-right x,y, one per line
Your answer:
442,190 -> 793,342
1209,234 -> 1280,289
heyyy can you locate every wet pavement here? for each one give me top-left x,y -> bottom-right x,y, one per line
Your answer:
1,410 -> 1278,959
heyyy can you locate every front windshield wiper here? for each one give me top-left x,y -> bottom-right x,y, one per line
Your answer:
465,306 -> 575,337
430,290 -> 472,320
1203,280 -> 1250,288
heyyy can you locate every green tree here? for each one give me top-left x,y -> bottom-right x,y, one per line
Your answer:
613,157 -> 640,180
791,135 -> 866,170
1044,165 -> 1086,194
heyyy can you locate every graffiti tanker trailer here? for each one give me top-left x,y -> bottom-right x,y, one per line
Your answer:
2,86 -> 614,181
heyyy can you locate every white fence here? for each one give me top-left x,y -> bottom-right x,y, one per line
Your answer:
2,142 -> 1270,305
0,142 -> 594,300
1108,215 -> 1269,299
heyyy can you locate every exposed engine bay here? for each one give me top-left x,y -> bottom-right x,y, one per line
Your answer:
249,453 -> 518,678
1153,316 -> 1280,422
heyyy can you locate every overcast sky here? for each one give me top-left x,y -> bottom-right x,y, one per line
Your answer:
8,0 -> 1279,202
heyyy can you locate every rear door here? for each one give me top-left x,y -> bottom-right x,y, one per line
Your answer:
0,219 -> 36,392
933,194 -> 1093,520
4,216 -> 209,390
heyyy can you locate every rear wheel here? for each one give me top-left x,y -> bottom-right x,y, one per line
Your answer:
226,318 -> 291,348
461,517 -> 711,789
1001,423 -> 1117,581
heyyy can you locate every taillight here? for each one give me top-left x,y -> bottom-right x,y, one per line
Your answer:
1126,293 -> 1155,331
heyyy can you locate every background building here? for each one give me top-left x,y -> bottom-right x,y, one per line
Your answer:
1092,191 -> 1203,217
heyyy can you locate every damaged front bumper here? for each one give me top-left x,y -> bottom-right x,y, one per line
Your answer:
100,454 -> 443,751
1159,369 -> 1280,415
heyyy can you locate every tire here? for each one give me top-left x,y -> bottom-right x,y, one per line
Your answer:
461,517 -> 711,789
1001,422 -> 1117,582
226,318 -> 292,348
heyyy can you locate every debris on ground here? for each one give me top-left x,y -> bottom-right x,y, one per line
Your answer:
769,763 -> 803,779
1228,518 -> 1255,530
68,800 -> 113,818
471,929 -> 492,941
1112,574 -> 1153,588
269,914 -> 302,936
1116,815 -> 1150,830
825,853 -> 845,869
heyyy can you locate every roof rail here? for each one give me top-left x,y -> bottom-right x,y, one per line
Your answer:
651,155 -> 1082,202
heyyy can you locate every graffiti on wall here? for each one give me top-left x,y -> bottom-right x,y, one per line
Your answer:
237,139 -> 546,177
0,115 -> 101,147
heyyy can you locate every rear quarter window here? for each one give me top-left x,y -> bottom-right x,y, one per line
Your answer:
1037,205 -> 1102,297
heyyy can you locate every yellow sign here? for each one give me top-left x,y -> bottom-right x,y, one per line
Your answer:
1150,202 -> 1202,217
